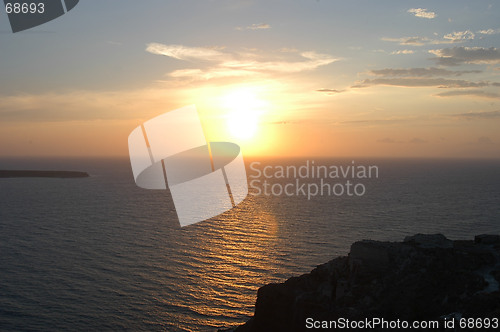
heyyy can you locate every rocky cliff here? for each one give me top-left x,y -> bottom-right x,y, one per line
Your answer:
224,234 -> 500,331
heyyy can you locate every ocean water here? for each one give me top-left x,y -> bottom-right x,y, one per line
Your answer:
1,157 -> 499,331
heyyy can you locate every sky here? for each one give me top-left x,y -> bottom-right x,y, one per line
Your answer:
0,0 -> 499,158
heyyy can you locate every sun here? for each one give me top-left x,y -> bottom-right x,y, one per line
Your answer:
222,89 -> 267,140
227,109 -> 259,139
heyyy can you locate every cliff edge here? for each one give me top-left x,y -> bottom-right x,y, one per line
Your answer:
224,234 -> 500,331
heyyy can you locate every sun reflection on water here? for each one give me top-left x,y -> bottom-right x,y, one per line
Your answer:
151,195 -> 282,330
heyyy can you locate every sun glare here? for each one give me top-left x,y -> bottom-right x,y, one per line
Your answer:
222,89 -> 267,140
227,109 -> 259,139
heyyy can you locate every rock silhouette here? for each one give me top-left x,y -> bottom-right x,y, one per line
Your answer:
223,234 -> 500,332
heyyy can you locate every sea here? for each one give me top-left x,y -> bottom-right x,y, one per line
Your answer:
1,157 -> 499,331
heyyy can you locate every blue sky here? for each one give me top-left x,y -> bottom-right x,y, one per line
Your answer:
0,0 -> 499,157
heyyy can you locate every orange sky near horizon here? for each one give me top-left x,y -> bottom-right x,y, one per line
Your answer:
1,84 -> 498,159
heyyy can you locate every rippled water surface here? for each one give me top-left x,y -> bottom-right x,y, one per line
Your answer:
1,157 -> 499,331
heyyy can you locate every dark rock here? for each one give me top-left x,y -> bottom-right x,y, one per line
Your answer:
224,234 -> 500,332
349,240 -> 390,274
404,233 -> 453,248
475,234 -> 500,245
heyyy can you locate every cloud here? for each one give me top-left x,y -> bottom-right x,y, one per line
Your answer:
248,23 -> 270,30
341,119 -> 405,125
408,8 -> 436,19
391,50 -> 414,55
430,47 -> 500,66
356,65 -> 496,92
382,36 -> 429,46
377,137 -> 429,144
443,30 -> 475,43
369,67 -> 481,77
236,23 -> 271,30
147,43 -> 338,80
477,28 -> 500,35
451,110 -> 500,119
352,78 -> 493,89
146,43 -> 227,61
435,90 -> 500,99
383,31 -> 477,47
222,51 -> 337,73
316,88 -> 345,95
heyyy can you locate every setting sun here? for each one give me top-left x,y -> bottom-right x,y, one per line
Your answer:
227,109 -> 259,139
222,89 -> 267,140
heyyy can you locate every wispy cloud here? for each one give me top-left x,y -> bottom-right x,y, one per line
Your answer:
451,110 -> 500,119
341,118 -> 407,126
353,64 -> 495,95
477,28 -> 500,35
375,137 -> 428,144
146,43 -> 338,80
316,88 -> 345,95
369,67 -> 481,77
383,30 -> 478,47
443,30 -> 475,43
352,78 -> 494,89
223,51 -> 337,72
249,23 -> 270,30
391,50 -> 414,55
435,90 -> 500,99
382,36 -> 429,46
430,47 -> 500,66
407,8 -> 436,19
236,23 -> 271,30
146,43 -> 228,61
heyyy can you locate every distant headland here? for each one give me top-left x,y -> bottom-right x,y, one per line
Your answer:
0,170 -> 90,178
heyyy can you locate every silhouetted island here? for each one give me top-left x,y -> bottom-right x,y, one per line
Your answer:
0,170 -> 90,178
221,234 -> 500,332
